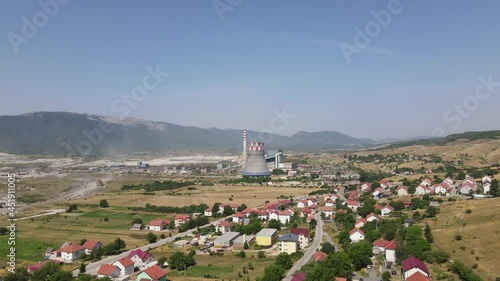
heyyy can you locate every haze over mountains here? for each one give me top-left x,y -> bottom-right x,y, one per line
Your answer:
0,111 -> 484,155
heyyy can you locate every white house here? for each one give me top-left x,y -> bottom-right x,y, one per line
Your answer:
148,220 -> 166,232
361,182 -> 372,192
421,178 -> 432,187
355,218 -> 367,229
381,205 -> 394,216
401,257 -> 430,280
444,177 -> 454,186
278,211 -> 293,224
380,180 -> 390,189
349,228 -> 365,243
307,198 -> 317,206
82,240 -> 102,255
204,207 -> 213,217
482,176 -> 492,184
320,207 -> 334,218
59,244 -> 86,262
325,199 -> 335,207
346,200 -> 360,211
112,257 -> 135,276
233,212 -> 246,224
433,183 -> 448,195
415,185 -> 433,195
396,186 -> 409,196
97,264 -> 120,279
483,182 -> 491,193
290,228 -> 310,249
268,211 -> 279,222
297,200 -> 308,208
128,249 -> 154,270
215,221 -> 232,233
366,213 -> 380,222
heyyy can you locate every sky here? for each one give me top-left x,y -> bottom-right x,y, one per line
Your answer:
1,0 -> 499,140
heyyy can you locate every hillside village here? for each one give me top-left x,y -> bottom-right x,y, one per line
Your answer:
5,169 -> 496,281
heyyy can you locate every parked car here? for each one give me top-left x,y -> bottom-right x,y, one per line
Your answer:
386,264 -> 391,269
391,271 -> 397,275
367,265 -> 372,269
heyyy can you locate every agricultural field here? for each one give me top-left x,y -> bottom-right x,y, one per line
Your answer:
425,197 -> 500,281
0,206 -> 174,269
70,184 -> 314,208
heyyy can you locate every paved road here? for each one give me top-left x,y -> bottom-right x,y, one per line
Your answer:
72,216 -> 230,277
283,213 -> 323,281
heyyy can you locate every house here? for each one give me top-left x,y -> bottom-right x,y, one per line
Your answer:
348,190 -> 360,200
268,211 -> 279,222
204,207 -> 213,217
407,271 -> 431,281
290,228 -> 310,249
291,272 -> 306,281
128,249 -> 154,270
381,205 -> 394,216
397,186 -> 409,196
29,260 -> 62,273
174,214 -> 191,227
82,240 -> 102,255
444,177 -> 454,185
366,213 -> 380,222
483,182 -> 491,193
420,178 -> 432,187
278,210 -> 293,224
306,214 -> 315,223
404,218 -> 416,228
372,238 -> 389,254
300,208 -> 312,218
380,179 -> 390,189
355,218 -> 368,229
401,256 -> 430,280
112,257 -> 135,276
97,264 -> 120,279
482,175 -> 492,184
372,188 -> 383,198
415,185 -> 433,195
148,220 -> 166,231
256,210 -> 269,220
402,198 -> 412,208
346,200 -> 360,211
349,228 -> 365,243
242,208 -> 256,217
232,212 -> 246,224
256,228 -> 278,246
136,264 -> 167,281
384,240 -> 397,263
325,199 -> 335,207
320,206 -> 334,218
233,234 -> 255,248
59,244 -> 86,262
130,223 -> 143,231
215,221 -> 232,233
297,200 -> 308,209
361,182 -> 372,192
433,183 -> 448,195
313,251 -> 328,262
277,233 -> 299,254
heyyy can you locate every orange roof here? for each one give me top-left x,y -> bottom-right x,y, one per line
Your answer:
114,257 -> 134,267
313,252 -> 327,262
143,264 -> 167,279
175,214 -> 190,220
82,240 -> 100,250
349,228 -> 364,235
336,278 -> 348,281
149,220 -> 165,226
407,271 -> 430,281
97,264 -> 118,276
60,244 -> 85,253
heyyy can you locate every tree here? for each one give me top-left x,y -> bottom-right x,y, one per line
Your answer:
5,267 -> 29,281
244,241 -> 249,249
304,252 -> 353,281
157,256 -> 168,267
31,261 -> 61,280
261,264 -> 286,281
309,219 -> 317,230
275,252 -> 293,270
426,206 -> 439,217
66,204 -> 78,213
424,223 -> 434,243
320,243 -> 336,254
132,218 -> 143,225
0,227 -> 7,235
258,251 -> 266,258
237,250 -> 246,258
223,205 -> 234,216
382,271 -> 391,281
99,199 -> 109,208
268,219 -> 282,230
238,204 -> 248,212
146,232 -> 157,243
79,262 -> 86,274
212,202 -> 220,217
490,179 -> 499,197
168,251 -> 196,270
346,242 -> 373,270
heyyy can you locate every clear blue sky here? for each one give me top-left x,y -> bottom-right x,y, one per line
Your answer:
1,0 -> 499,139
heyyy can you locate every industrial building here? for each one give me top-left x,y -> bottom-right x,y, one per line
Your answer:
233,234 -> 255,248
214,232 -> 241,248
242,141 -> 271,177
255,228 -> 278,246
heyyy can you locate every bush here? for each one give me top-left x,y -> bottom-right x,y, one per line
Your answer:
455,235 -> 462,241
103,217 -> 109,222
466,209 -> 472,214
258,251 -> 266,259
99,199 -> 109,208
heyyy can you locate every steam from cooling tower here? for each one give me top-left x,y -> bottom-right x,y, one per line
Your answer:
242,141 -> 271,177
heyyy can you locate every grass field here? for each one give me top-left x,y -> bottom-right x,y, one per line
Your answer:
426,197 -> 500,281
70,184 -> 315,208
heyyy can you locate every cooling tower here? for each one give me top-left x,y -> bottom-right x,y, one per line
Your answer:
242,142 -> 271,177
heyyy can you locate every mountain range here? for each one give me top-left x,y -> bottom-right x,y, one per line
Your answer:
0,111 -> 490,155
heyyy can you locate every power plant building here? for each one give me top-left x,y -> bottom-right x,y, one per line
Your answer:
242,141 -> 271,177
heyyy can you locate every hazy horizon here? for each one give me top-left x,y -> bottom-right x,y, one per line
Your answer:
1,1 -> 499,140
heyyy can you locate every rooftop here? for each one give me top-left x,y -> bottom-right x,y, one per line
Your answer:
256,228 -> 278,237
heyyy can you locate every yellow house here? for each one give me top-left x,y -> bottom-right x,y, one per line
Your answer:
277,233 -> 299,254
256,228 -> 278,246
